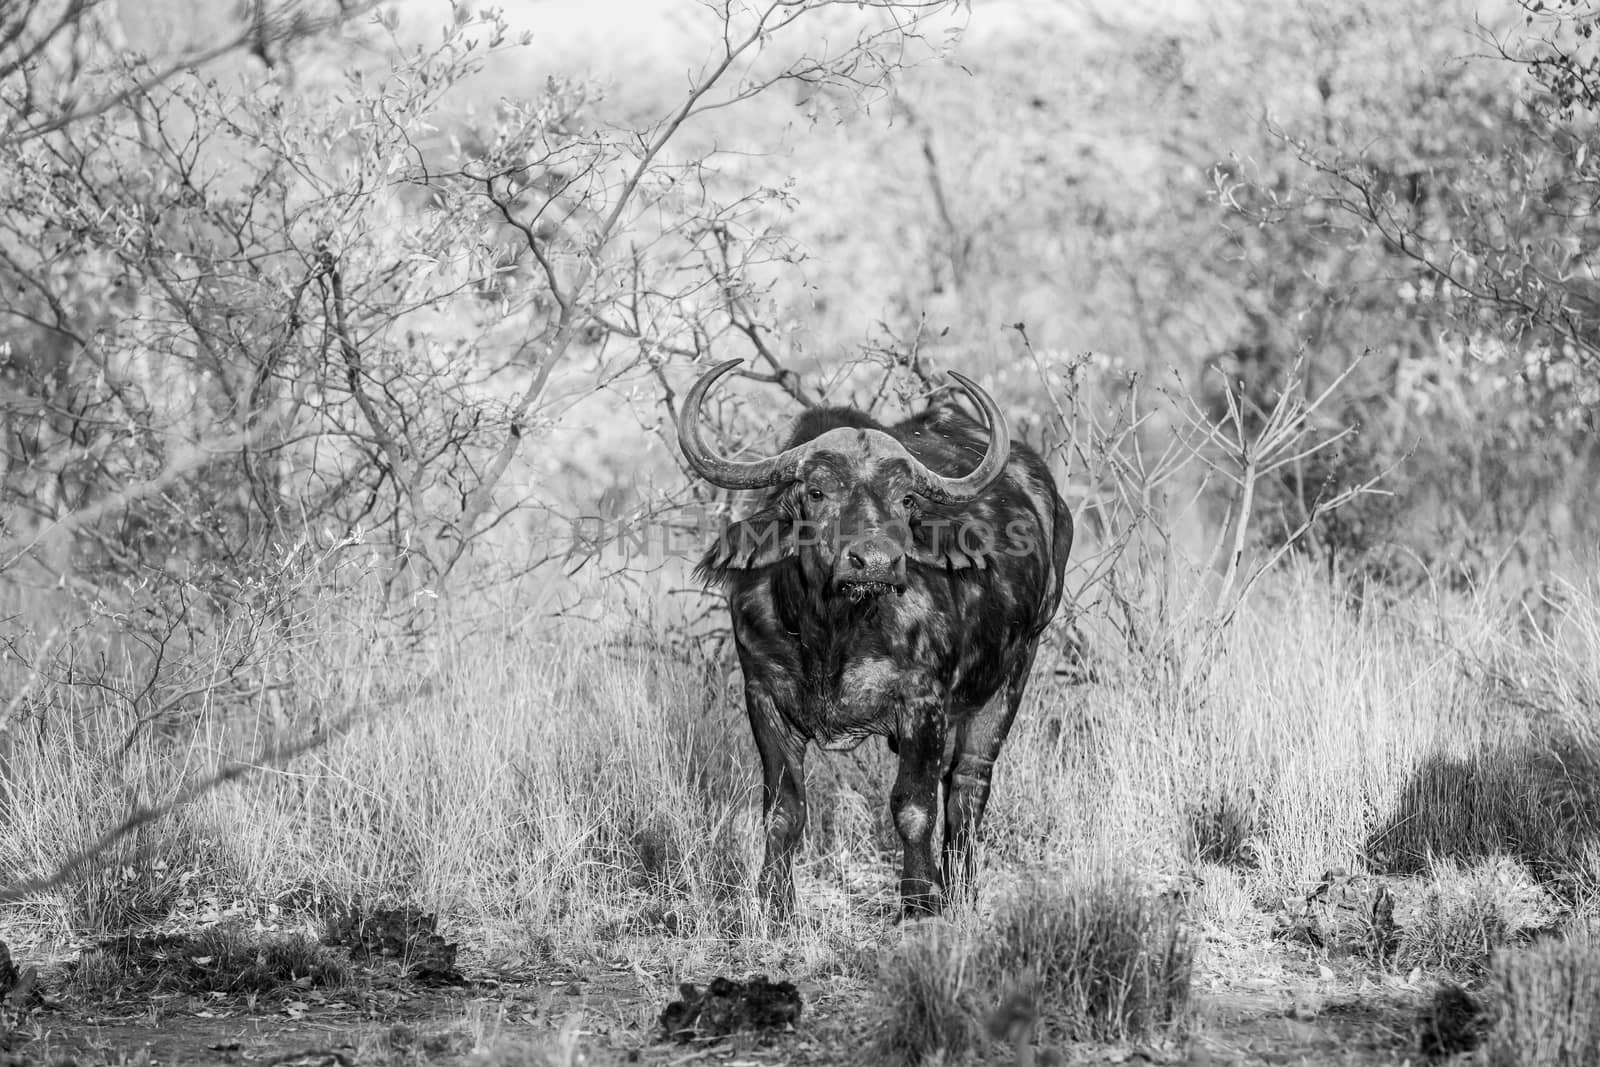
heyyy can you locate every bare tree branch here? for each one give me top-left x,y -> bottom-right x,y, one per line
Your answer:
1,1 -> 376,146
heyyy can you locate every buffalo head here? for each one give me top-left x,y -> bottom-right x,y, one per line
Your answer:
678,359 -> 1013,601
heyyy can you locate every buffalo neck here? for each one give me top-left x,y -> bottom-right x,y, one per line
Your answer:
770,556 -> 885,648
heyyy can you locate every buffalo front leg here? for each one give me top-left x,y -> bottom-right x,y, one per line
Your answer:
941,747 -> 998,906
942,645 -> 1036,904
891,695 -> 948,917
746,684 -> 808,919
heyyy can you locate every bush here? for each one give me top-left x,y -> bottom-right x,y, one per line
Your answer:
1366,733 -> 1600,899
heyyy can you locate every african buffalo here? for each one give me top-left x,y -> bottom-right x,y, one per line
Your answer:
680,358 -> 1072,918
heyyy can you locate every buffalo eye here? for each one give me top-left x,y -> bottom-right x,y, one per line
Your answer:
902,494 -> 916,509
807,486 -> 825,502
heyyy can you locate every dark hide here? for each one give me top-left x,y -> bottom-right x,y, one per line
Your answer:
695,403 -> 1072,918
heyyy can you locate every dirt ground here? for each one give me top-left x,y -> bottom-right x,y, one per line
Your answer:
1,918 -> 1443,1067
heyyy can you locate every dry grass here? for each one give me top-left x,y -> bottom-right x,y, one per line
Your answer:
984,872 -> 1193,1044
1394,856 -> 1561,978
5,566 -> 1599,934
977,569 -> 1497,904
1483,934 -> 1600,1066
4,560 -> 1600,1061
198,586 -> 763,946
871,925 -> 983,1067
67,922 -> 347,1002
872,871 -> 1194,1063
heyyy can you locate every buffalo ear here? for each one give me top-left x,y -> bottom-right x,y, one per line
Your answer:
694,517 -> 797,584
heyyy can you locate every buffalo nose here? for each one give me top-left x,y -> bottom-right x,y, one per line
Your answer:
837,536 -> 906,589
846,545 -> 893,572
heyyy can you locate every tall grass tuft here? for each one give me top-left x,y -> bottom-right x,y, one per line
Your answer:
1483,935 -> 1600,1067
1395,856 -> 1560,978
1183,782 -> 1262,871
984,872 -> 1193,1044
872,925 -> 982,1067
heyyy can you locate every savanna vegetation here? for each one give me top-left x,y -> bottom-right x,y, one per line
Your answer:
2,0 -> 1599,1063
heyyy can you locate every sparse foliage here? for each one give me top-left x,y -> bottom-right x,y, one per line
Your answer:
0,0 -> 368,146
0,0 -> 964,605
1215,1 -> 1600,590
0,0 -> 963,916
1019,328 -> 1383,701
